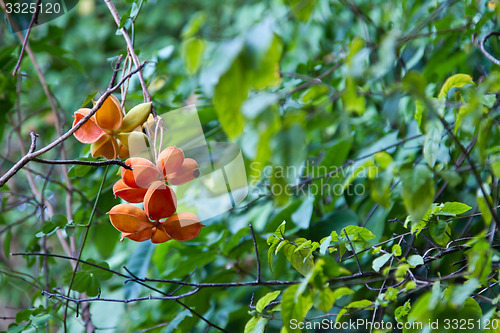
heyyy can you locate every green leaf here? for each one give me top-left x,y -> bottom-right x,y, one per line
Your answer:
51,214 -> 68,228
319,235 -> 332,255
244,317 -> 268,333
491,159 -> 500,179
181,12 -> 206,39
372,253 -> 392,272
343,76 -> 365,115
466,240 -> 492,284
80,91 -> 98,108
286,0 -> 316,21
182,37 -> 205,74
67,163 -> 92,178
332,287 -> 354,304
282,241 -> 314,276
407,255 -> 424,268
437,202 -> 472,216
163,309 -> 192,333
477,189 -> 493,226
438,73 -> 474,100
222,228 -> 248,255
347,299 -> 372,309
392,244 -> 402,256
82,259 -> 113,280
400,164 -> 435,222
3,230 -> 12,257
315,288 -> 335,313
395,301 -> 411,322
423,119 -> 443,167
256,290 -> 281,313
281,285 -> 313,333
430,220 -> 451,245
213,57 -> 247,139
267,238 -> 280,272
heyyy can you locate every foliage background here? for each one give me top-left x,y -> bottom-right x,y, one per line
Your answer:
1,0 -> 500,332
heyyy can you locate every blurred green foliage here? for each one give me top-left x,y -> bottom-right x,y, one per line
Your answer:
2,0 -> 500,332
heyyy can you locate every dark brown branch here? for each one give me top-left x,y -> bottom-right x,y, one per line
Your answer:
32,158 -> 130,170
108,55 -> 123,90
42,288 -> 200,305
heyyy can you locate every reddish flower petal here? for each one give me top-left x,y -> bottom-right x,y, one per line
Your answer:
144,181 -> 177,220
107,204 -> 152,234
157,146 -> 184,176
72,108 -> 105,144
162,212 -> 204,241
122,157 -> 164,188
91,134 -> 119,159
113,179 -> 147,203
121,228 -> 153,242
95,94 -> 123,131
166,158 -> 200,186
150,226 -> 172,244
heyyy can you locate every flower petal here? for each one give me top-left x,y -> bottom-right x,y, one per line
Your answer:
122,157 -> 164,188
113,179 -> 147,203
166,158 -> 200,186
161,212 -> 204,241
91,134 -> 119,159
121,228 -> 153,242
150,226 -> 172,244
72,108 -> 104,144
107,204 -> 152,234
144,181 -> 177,220
118,143 -> 129,159
95,94 -> 123,131
157,146 -> 184,176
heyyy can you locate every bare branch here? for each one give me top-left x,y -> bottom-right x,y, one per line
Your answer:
0,62 -> 146,187
480,31 -> 500,67
32,158 -> 131,170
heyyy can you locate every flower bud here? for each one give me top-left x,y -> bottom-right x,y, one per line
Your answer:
118,102 -> 152,132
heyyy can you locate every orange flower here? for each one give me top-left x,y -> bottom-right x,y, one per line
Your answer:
72,95 -> 151,159
108,180 -> 177,243
107,203 -> 204,243
109,147 -> 203,242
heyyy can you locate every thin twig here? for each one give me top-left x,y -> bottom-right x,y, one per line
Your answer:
249,223 -> 261,283
0,62 -> 146,187
12,0 -> 42,76
480,31 -> 500,67
32,158 -> 130,169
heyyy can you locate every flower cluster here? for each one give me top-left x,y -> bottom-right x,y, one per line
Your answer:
72,95 -> 151,159
108,147 -> 203,243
